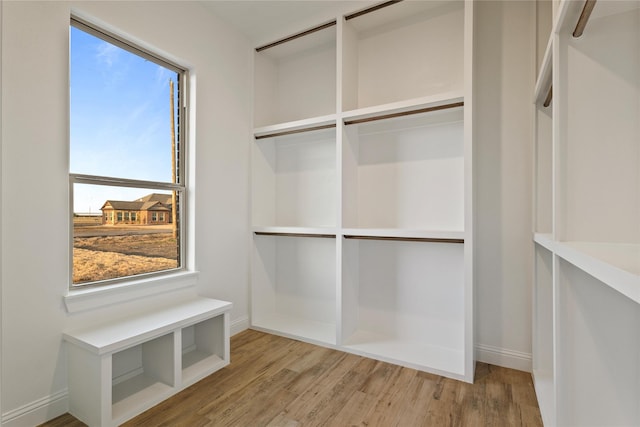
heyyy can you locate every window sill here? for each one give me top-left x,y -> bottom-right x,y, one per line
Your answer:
64,270 -> 199,314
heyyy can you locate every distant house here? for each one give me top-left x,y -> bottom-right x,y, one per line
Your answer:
101,193 -> 173,225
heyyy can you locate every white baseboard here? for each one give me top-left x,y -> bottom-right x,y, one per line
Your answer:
230,315 -> 250,336
475,343 -> 532,372
2,389 -> 68,427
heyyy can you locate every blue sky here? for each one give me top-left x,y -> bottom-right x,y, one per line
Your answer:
70,26 -> 178,213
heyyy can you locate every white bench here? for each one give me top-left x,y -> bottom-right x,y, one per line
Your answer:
63,297 -> 233,427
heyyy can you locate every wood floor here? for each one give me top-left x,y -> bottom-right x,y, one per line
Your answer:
42,330 -> 542,427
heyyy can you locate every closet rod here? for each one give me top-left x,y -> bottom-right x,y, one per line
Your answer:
255,124 -> 336,140
345,0 -> 404,21
344,235 -> 464,244
255,21 -> 336,52
573,0 -> 597,38
344,101 -> 464,126
543,86 -> 552,108
255,232 -> 336,239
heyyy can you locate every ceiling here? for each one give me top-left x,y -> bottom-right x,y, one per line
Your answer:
201,1 -> 373,46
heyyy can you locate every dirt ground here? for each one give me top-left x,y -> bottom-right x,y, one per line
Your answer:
73,228 -> 178,284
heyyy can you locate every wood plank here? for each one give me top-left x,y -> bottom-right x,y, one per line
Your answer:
39,331 -> 542,427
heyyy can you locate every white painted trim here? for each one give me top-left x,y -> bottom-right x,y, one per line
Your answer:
1,389 -> 68,427
475,344 -> 532,373
64,270 -> 199,313
230,315 -> 250,336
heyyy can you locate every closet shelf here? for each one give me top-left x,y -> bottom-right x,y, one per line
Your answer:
252,226 -> 337,238
554,241 -> 640,305
343,228 -> 464,243
535,233 -> 640,305
254,114 -> 337,139
343,330 -> 465,379
344,0 -> 402,21
255,20 -> 337,52
252,313 -> 336,346
342,92 -> 464,125
533,233 -> 554,252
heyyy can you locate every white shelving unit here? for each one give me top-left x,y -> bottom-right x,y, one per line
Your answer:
64,297 -> 232,427
532,0 -> 640,424
251,0 -> 474,382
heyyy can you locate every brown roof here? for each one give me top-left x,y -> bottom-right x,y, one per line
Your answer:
101,200 -> 170,212
136,193 -> 172,204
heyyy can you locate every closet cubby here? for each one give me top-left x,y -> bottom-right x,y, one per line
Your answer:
341,1 -> 464,112
250,0 -> 473,382
111,333 -> 175,421
251,234 -> 337,345
252,126 -> 337,229
341,238 -> 466,378
181,316 -> 227,385
254,21 -> 337,128
342,105 -> 464,235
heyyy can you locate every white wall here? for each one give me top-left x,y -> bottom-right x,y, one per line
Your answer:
474,1 -> 535,371
0,0 -> 538,424
0,1 -> 251,425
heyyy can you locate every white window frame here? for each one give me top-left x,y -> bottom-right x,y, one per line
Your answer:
68,16 -> 191,294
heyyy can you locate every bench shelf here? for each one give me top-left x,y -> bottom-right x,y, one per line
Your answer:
63,297 -> 232,427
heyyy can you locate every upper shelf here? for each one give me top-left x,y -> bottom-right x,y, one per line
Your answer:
253,114 -> 337,139
342,92 -> 464,125
343,228 -> 464,243
534,234 -> 640,305
555,241 -> 639,305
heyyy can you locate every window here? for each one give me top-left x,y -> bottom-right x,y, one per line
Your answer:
70,17 -> 187,287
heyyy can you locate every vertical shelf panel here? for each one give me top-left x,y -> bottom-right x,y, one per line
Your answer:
254,23 -> 337,127
341,238 -> 466,378
342,108 -> 464,232
342,1 -> 464,111
252,234 -> 337,345
532,244 -> 555,426
252,127 -> 337,228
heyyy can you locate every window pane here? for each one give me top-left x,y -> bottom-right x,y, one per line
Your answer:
73,183 -> 180,285
70,26 -> 180,183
